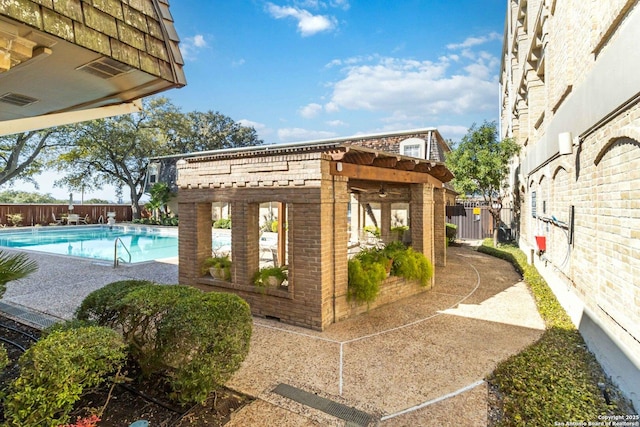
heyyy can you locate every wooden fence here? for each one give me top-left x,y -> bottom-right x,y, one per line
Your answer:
0,204 -> 133,227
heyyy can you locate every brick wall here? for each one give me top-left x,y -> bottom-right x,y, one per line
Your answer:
177,151 -> 443,330
501,0 -> 640,404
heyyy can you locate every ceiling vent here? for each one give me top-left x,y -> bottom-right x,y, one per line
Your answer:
77,57 -> 133,79
0,92 -> 39,107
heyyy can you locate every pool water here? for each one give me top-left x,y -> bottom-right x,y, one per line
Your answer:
0,225 -> 179,264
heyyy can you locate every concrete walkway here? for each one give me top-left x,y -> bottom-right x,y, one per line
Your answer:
1,244 -> 545,426
225,245 -> 545,426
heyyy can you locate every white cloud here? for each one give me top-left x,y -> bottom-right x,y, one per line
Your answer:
323,53 -> 498,121
237,119 -> 274,141
180,34 -> 208,61
192,35 -> 207,47
324,101 -> 340,113
446,32 -> 501,50
326,119 -> 347,127
238,119 -> 267,131
266,3 -> 337,36
298,103 -> 323,118
436,124 -> 470,142
277,127 -> 337,142
329,0 -> 350,10
232,58 -> 246,67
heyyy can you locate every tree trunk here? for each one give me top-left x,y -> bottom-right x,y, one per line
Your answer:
129,185 -> 141,220
492,211 -> 500,247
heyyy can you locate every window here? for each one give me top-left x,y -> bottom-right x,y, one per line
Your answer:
531,191 -> 537,218
399,138 -> 426,159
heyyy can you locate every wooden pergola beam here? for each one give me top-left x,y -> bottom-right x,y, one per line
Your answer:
330,161 -> 443,187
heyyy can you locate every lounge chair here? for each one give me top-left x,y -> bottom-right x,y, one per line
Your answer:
51,213 -> 63,225
78,214 -> 90,224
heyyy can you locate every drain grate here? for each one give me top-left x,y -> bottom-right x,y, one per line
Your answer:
273,383 -> 374,426
0,302 -> 58,329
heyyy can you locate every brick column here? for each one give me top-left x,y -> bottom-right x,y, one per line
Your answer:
434,187 -> 446,266
330,179 -> 349,326
178,201 -> 212,284
289,191 -> 324,328
230,201 -> 259,286
410,183 -> 435,272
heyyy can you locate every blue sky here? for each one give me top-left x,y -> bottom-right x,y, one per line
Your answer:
167,0 -> 507,144
19,0 -> 507,201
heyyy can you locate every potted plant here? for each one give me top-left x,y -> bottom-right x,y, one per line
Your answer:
253,265 -> 288,289
202,255 -> 231,281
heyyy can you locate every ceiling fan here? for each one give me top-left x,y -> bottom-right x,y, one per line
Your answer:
350,184 -> 402,198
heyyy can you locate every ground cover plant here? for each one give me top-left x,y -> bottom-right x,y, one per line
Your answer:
479,240 -> 635,425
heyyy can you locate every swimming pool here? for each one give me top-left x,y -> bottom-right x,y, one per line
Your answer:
0,225 -> 180,264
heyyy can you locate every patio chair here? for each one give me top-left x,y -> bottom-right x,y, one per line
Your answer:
67,213 -> 80,225
51,212 -> 63,225
78,214 -> 90,224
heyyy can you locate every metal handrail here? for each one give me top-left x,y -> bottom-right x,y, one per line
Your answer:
113,237 -> 131,268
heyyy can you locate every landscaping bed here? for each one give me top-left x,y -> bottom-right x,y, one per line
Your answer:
0,313 -> 252,426
478,241 -> 636,425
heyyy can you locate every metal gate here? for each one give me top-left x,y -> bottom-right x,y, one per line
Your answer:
447,201 -> 514,241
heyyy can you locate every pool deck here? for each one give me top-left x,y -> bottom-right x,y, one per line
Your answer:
1,248 -> 179,326
1,242 -> 546,426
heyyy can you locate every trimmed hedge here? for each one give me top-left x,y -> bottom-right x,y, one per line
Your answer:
479,240 -> 626,425
76,281 -> 252,405
74,279 -> 154,325
2,326 -> 126,427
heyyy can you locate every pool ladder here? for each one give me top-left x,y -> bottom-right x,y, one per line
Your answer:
113,237 -> 131,268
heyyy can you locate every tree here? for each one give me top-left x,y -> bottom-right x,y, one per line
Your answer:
0,190 -> 59,204
446,121 -> 520,246
168,110 -> 262,153
146,182 -> 174,221
0,129 -> 69,187
54,98 -> 262,219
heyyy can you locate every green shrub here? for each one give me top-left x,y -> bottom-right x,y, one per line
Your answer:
77,283 -> 253,405
390,246 -> 433,286
154,292 -> 252,403
213,218 -> 232,229
74,280 -> 154,326
3,326 -> 126,426
445,223 -> 457,244
114,285 -> 202,372
347,242 -> 434,304
347,257 -> 385,304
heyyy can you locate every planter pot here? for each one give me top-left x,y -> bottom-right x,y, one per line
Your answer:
267,275 -> 284,287
209,267 -> 228,280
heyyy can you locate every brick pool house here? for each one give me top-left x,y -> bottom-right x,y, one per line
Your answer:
170,137 -> 454,331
